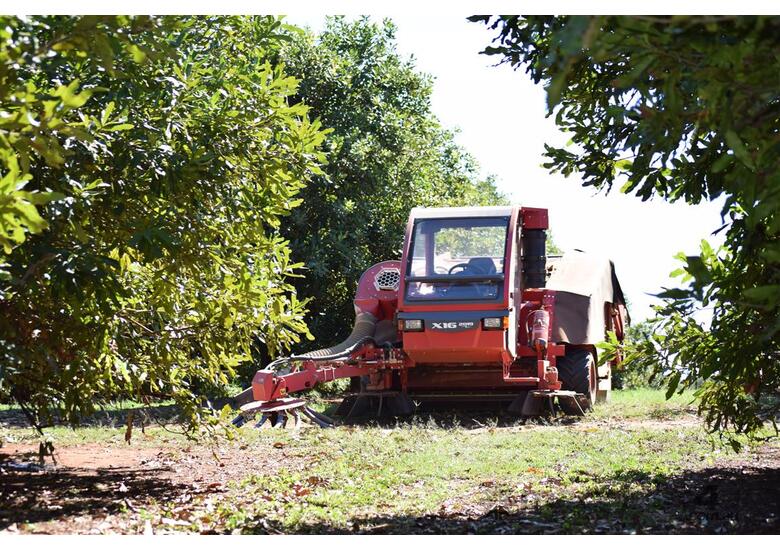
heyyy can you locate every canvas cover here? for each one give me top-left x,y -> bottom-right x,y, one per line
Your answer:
546,251 -> 627,345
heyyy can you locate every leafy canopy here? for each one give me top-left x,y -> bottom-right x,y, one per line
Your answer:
278,17 -> 507,350
472,15 -> 780,438
0,16 -> 326,431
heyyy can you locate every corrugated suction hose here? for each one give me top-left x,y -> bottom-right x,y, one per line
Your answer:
289,312 -> 378,360
233,312 -> 394,407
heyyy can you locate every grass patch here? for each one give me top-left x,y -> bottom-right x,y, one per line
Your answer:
4,389 -> 776,534
0,399 -> 185,448
170,421 -> 743,533
215,422 -> 721,533
136,390 -> 755,534
590,388 -> 697,421
1,423 -> 193,448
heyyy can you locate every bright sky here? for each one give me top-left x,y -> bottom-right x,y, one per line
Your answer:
289,14 -> 726,322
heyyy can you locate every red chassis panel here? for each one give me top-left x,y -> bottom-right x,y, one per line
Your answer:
401,327 -> 506,364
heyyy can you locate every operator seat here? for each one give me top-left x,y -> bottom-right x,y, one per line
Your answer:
467,257 -> 497,274
455,257 -> 499,300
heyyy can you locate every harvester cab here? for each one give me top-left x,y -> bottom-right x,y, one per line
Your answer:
399,206 -> 531,367
233,206 -> 629,428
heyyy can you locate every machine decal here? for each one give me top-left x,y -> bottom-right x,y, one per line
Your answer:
430,320 -> 477,331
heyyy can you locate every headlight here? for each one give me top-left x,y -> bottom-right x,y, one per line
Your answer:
482,317 -> 507,330
402,319 -> 424,331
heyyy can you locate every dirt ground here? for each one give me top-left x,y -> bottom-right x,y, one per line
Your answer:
1,411 -> 779,534
0,437 -> 313,534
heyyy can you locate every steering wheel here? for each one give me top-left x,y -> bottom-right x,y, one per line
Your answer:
449,262 -> 484,275
440,262 -> 494,298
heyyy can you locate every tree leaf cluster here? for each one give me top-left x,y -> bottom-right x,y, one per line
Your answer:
473,15 -> 780,438
598,321 -> 664,390
0,16 -> 327,432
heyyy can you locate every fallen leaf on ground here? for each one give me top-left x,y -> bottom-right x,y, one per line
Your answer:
162,517 -> 191,527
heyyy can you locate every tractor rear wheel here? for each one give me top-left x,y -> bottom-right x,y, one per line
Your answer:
556,348 -> 596,414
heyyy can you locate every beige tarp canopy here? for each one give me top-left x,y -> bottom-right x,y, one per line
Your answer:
546,251 -> 628,345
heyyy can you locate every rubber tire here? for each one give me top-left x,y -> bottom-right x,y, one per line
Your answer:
556,348 -> 596,415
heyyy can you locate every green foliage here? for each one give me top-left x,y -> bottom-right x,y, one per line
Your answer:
0,16 -> 326,431
432,223 -> 506,260
278,17 -> 507,350
473,15 -> 780,438
601,321 -> 663,390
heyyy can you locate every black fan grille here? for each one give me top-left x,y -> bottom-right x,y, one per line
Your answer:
374,269 -> 400,291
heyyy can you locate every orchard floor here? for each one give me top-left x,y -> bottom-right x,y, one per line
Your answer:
1,389 -> 778,534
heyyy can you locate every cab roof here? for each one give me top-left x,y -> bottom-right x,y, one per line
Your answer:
409,206 -> 516,219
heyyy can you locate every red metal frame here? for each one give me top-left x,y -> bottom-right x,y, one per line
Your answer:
252,345 -> 411,402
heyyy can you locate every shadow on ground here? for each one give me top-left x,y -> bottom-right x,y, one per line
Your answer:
3,450 -> 777,534
0,461 -> 187,532
0,415 -> 778,533
247,457 -> 780,534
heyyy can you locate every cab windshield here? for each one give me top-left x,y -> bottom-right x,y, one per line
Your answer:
405,216 -> 509,301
